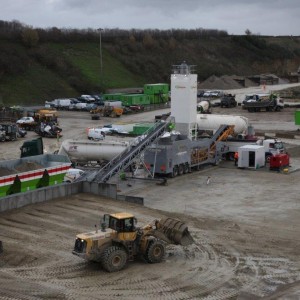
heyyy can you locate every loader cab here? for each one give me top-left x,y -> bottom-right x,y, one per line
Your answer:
103,213 -> 137,233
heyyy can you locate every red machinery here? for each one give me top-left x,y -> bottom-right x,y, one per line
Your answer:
269,153 -> 290,171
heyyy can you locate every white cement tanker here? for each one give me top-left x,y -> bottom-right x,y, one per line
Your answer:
58,139 -> 129,166
196,114 -> 249,134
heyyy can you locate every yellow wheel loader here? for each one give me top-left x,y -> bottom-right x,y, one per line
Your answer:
72,212 -> 194,272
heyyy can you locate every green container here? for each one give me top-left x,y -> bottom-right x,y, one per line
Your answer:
148,94 -> 155,104
295,110 -> 300,125
132,123 -> 154,135
144,83 -> 169,95
121,94 -> 150,106
148,93 -> 168,104
103,93 -> 124,101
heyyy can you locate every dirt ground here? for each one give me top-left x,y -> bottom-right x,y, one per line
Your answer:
0,94 -> 300,299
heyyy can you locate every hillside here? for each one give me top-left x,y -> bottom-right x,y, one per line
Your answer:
1,23 -> 300,106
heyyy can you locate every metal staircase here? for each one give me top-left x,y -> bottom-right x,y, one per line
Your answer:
85,117 -> 174,183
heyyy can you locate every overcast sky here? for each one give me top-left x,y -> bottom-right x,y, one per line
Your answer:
1,0 -> 299,36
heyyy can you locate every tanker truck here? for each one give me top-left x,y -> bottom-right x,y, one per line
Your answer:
58,139 -> 129,167
197,114 -> 249,135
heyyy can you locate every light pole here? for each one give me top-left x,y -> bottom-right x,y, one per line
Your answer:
98,28 -> 103,80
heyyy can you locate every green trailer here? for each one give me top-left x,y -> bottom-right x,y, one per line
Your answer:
103,93 -> 124,101
148,93 -> 169,104
144,83 -> 169,95
295,110 -> 300,125
121,94 -> 150,106
131,123 -> 154,135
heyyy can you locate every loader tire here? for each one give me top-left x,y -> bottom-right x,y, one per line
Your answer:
144,239 -> 165,264
101,246 -> 127,272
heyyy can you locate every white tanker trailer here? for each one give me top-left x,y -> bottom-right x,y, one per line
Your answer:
196,114 -> 249,134
58,139 -> 129,166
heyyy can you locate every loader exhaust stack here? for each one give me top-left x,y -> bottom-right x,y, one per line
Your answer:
158,217 -> 194,246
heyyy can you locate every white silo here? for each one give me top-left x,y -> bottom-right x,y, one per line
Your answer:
171,62 -> 198,140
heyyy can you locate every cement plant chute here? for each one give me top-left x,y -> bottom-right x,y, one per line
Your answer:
81,116 -> 175,183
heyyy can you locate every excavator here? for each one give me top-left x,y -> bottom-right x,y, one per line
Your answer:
73,212 -> 194,272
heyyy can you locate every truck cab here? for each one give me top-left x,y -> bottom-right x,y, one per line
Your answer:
20,137 -> 44,157
260,139 -> 285,161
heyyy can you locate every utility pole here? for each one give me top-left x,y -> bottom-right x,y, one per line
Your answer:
98,28 -> 103,80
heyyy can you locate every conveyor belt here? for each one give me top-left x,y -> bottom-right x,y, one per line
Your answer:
83,117 -> 174,183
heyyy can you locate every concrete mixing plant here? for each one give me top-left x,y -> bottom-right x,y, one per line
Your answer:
141,62 -> 236,177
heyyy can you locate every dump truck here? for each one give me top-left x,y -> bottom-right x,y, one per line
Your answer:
243,94 -> 284,112
72,212 -> 194,272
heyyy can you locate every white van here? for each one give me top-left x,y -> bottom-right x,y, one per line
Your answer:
63,168 -> 84,183
57,99 -> 73,110
87,128 -> 106,140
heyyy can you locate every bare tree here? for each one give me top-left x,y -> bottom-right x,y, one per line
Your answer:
22,27 -> 39,47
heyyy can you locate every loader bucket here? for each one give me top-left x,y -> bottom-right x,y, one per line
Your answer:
158,217 -> 194,246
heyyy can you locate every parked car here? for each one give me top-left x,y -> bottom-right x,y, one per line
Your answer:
75,102 -> 88,110
80,95 -> 95,102
63,168 -> 84,183
16,117 -> 35,124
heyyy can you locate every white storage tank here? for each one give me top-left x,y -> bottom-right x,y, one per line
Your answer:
58,139 -> 129,164
197,114 -> 249,134
238,145 -> 265,169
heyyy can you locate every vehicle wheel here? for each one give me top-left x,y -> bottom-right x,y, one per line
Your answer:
101,246 -> 128,272
171,165 -> 178,177
144,239 -> 165,263
178,164 -> 184,175
0,137 -> 5,142
10,135 -> 17,141
183,163 -> 189,174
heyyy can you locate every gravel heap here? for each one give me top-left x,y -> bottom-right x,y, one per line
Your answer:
0,162 -> 44,177
198,75 -> 243,90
